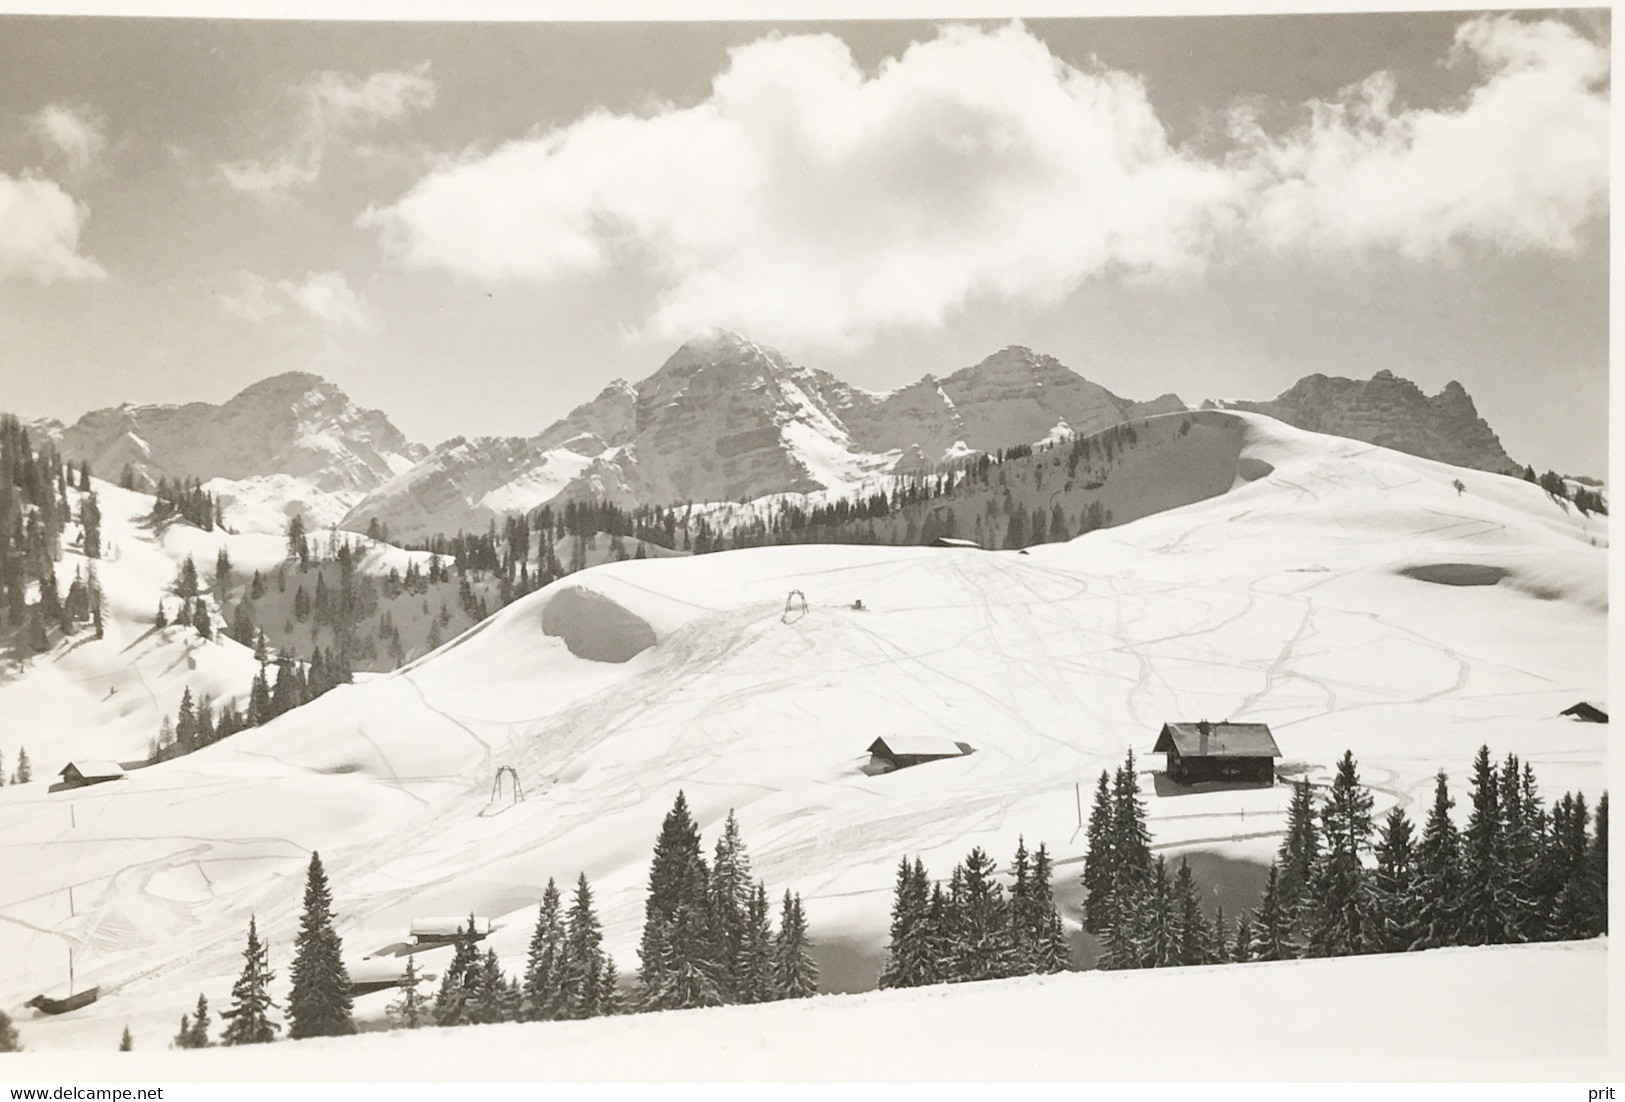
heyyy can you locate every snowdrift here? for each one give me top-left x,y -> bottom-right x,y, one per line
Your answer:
0,411 -> 1605,1051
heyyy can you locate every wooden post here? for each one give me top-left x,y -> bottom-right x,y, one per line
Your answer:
1075,781 -> 1083,829
68,948 -> 74,995
68,885 -> 74,917
70,805 -> 76,829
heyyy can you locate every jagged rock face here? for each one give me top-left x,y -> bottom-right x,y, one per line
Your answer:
1223,370 -> 1520,475
58,372 -> 425,494
341,334 -> 1192,541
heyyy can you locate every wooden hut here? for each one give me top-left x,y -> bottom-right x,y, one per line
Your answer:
1560,701 -> 1608,724
867,736 -> 973,771
56,761 -> 126,790
409,916 -> 491,945
1153,720 -> 1280,786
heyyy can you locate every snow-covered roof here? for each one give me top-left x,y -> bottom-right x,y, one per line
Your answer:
930,537 -> 982,549
868,736 -> 969,760
1154,722 -> 1281,759
410,917 -> 491,938
59,761 -> 125,780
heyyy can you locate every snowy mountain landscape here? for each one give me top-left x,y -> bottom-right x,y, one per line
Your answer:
0,407 -> 1608,1065
0,8 -> 1611,1085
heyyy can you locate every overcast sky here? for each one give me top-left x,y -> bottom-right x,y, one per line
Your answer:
0,9 -> 1609,474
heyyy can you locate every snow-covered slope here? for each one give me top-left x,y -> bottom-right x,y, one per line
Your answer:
57,373 -> 426,534
1215,369 -> 1521,475
0,412 -> 1605,1051
341,335 -> 1187,542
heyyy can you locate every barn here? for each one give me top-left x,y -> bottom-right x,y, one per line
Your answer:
56,761 -> 126,790
867,736 -> 973,771
1153,720 -> 1280,787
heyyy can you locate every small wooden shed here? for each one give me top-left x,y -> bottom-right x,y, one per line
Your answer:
1560,701 -> 1608,724
1153,720 -> 1280,787
57,761 -> 126,790
867,736 -> 973,771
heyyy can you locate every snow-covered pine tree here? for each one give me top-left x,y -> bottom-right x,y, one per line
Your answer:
1110,752 -> 1153,912
432,917 -> 483,1027
1172,858 -> 1213,966
949,847 -> 1016,982
737,881 -> 776,1003
1303,750 -> 1376,957
1081,771 -> 1115,934
1135,856 -> 1178,968
709,809 -> 752,1001
1028,843 -> 1069,974
1457,745 -> 1524,946
14,747 -> 28,784
1371,806 -> 1420,953
878,857 -> 927,989
1252,863 -> 1289,962
771,891 -> 817,999
1413,770 -> 1464,949
598,955 -> 624,1016
0,1008 -> 18,1052
522,879 -> 567,1021
220,916 -> 280,1045
638,791 -> 718,1010
172,1014 -> 191,1050
1585,792 -> 1608,936
562,873 -> 606,1020
1277,778 -> 1320,937
1006,837 -> 1036,974
287,851 -> 354,1038
387,957 -> 427,1029
470,948 -> 515,1024
1231,914 -> 1254,963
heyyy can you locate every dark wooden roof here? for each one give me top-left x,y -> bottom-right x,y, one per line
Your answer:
1154,722 -> 1281,759
868,736 -> 968,760
1560,701 -> 1608,723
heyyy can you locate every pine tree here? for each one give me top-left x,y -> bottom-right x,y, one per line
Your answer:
118,1026 -> 132,1051
1252,863 -> 1290,962
220,916 -> 279,1045
638,791 -> 719,1010
1110,752 -> 1153,905
598,955 -> 624,1016
1006,837 -> 1036,973
949,847 -> 1016,981
1231,914 -> 1254,963
1303,750 -> 1375,957
432,918 -> 483,1027
709,809 -> 752,1001
14,747 -> 29,784
185,994 -> 210,1048
562,873 -> 606,1020
522,880 -> 567,1021
1135,856 -> 1179,968
1585,792 -> 1608,936
737,881 -> 776,1003
772,891 -> 817,998
1370,806 -> 1420,953
1277,779 -> 1320,933
1458,746 -> 1522,946
1028,844 -> 1069,974
287,852 -> 354,1038
387,957 -> 428,1029
878,857 -> 933,989
1414,770 -> 1463,949
1080,771 -> 1115,934
0,1008 -> 18,1052
1173,858 -> 1213,966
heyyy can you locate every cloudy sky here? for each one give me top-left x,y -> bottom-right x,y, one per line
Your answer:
0,9 -> 1609,474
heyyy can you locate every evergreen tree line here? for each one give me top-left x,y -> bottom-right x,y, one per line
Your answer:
1521,465 -> 1609,516
1081,747 -> 1608,973
148,476 -> 224,531
150,645 -> 353,763
876,837 -> 1069,989
637,795 -> 817,1010
1,414 -> 69,654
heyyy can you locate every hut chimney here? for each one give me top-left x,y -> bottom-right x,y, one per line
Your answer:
1198,718 -> 1211,755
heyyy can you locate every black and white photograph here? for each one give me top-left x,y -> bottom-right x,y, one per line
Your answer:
0,0 -> 1611,1087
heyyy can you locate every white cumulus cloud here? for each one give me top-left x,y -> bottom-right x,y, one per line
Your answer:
29,104 -> 107,174
0,173 -> 105,284
220,270 -> 370,328
1232,15 -> 1609,258
219,64 -> 436,200
362,17 -> 1607,349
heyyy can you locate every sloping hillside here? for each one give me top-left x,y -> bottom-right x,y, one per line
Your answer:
0,412 -> 1604,1051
